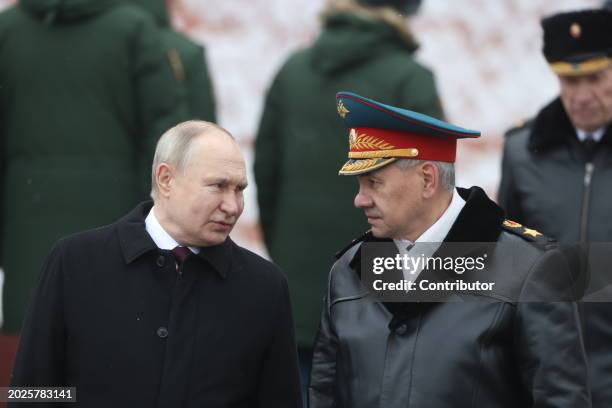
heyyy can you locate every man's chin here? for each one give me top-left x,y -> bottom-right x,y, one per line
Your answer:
370,227 -> 390,239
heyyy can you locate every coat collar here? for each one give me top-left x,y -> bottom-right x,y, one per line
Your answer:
528,97 -> 612,153
116,202 -> 233,279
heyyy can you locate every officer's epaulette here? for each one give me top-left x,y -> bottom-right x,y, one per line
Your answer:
504,119 -> 534,137
501,220 -> 555,244
335,230 -> 371,259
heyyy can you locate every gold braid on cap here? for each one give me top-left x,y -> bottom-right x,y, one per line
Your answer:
550,56 -> 612,76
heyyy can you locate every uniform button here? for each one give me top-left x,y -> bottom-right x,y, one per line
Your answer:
157,326 -> 169,338
156,255 -> 166,267
395,323 -> 408,336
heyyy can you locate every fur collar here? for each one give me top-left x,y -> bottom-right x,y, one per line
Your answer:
528,98 -> 612,153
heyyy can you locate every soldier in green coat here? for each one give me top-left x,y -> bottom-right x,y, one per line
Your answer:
253,0 -> 443,393
129,0 -> 217,121
0,0 -> 187,333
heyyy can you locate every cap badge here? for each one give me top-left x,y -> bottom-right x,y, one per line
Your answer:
337,99 -> 350,118
570,22 -> 582,39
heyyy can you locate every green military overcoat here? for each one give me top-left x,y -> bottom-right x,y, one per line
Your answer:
130,0 -> 216,121
0,0 -> 187,332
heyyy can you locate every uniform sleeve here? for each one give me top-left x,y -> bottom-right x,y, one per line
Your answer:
498,138 -> 524,222
132,17 -> 189,199
10,241 -> 67,393
396,66 -> 445,120
514,248 -> 591,408
309,294 -> 339,408
185,45 -> 216,122
253,76 -> 284,249
256,272 -> 302,408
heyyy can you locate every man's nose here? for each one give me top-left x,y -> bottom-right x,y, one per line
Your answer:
354,190 -> 372,209
573,81 -> 595,105
220,192 -> 240,216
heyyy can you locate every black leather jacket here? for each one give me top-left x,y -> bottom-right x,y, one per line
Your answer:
309,187 -> 590,408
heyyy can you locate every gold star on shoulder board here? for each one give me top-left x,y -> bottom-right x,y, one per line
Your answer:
337,99 -> 350,118
523,228 -> 542,238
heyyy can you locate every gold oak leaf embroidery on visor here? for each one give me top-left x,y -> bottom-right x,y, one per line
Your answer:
350,131 -> 395,151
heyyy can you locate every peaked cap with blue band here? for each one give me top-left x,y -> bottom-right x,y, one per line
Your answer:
336,92 -> 480,175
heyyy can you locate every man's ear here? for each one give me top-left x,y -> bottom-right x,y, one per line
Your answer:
155,163 -> 174,198
420,162 -> 438,199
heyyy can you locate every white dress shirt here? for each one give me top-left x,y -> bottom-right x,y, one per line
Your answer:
576,127 -> 605,143
394,188 -> 466,281
145,207 -> 199,254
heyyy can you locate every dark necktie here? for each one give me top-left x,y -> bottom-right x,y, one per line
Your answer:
172,246 -> 191,268
583,133 -> 597,162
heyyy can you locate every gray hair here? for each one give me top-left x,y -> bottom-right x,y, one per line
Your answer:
395,159 -> 455,192
150,120 -> 233,200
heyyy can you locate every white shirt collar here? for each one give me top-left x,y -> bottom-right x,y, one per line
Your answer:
576,127 -> 605,143
145,207 -> 199,254
393,188 -> 466,250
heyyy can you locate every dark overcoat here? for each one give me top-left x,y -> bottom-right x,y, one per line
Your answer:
498,98 -> 612,408
309,187 -> 590,408
10,202 -> 302,408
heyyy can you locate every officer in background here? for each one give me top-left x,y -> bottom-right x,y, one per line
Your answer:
130,0 -> 217,121
253,0 -> 441,396
498,9 -> 612,408
498,9 -> 612,244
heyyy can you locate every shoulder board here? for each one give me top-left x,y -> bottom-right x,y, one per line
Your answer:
335,230 -> 371,259
504,119 -> 534,138
501,220 -> 555,243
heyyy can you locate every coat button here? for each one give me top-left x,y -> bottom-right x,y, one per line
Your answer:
156,255 -> 166,267
395,323 -> 408,336
157,326 -> 169,338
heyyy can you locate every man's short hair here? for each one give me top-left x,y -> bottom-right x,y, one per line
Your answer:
395,159 -> 455,192
150,120 -> 233,200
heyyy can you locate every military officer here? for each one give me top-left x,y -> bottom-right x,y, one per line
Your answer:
309,92 -> 590,408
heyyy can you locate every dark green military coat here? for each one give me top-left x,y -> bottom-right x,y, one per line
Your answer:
254,12 -> 444,347
130,0 -> 216,121
0,0 -> 187,332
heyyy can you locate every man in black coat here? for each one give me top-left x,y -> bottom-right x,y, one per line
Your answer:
9,121 -> 302,408
309,92 -> 590,408
498,9 -> 612,408
499,9 -> 612,244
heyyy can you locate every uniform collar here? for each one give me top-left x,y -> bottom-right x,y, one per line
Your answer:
117,202 -> 232,279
